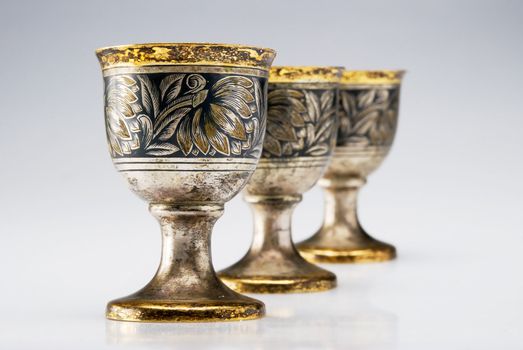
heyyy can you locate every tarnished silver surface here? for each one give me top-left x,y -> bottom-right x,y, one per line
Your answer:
96,43 -> 276,322
218,66 -> 341,293
297,70 -> 404,263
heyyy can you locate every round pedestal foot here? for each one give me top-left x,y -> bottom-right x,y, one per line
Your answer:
106,297 -> 264,322
219,251 -> 337,294
297,238 -> 396,263
219,273 -> 336,294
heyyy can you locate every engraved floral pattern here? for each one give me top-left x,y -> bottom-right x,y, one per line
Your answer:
262,88 -> 337,157
338,88 -> 399,147
103,73 -> 266,158
105,76 -> 144,155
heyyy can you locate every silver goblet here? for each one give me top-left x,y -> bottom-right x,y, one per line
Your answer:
96,43 -> 276,321
219,66 -> 341,293
297,70 -> 405,263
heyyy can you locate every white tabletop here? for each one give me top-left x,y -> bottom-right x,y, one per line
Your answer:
2,240 -> 521,349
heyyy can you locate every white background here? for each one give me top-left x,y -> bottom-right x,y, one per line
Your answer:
0,0 -> 522,349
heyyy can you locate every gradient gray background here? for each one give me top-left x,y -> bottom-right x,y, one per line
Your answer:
1,0 -> 522,349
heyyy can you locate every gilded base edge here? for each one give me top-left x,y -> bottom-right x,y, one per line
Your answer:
218,275 -> 337,294
298,245 -> 396,264
106,300 -> 265,323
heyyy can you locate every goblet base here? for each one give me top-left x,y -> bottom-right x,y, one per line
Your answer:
106,295 -> 264,322
218,254 -> 337,294
106,203 -> 265,323
219,274 -> 336,294
297,237 -> 396,263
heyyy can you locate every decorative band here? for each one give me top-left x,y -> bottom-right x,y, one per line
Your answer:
103,65 -> 269,78
256,156 -> 329,169
112,157 -> 259,164
115,163 -> 257,172
340,84 -> 400,90
113,157 -> 258,172
334,146 -> 390,157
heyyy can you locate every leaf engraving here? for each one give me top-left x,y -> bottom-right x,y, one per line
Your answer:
155,107 -> 191,141
304,91 -> 319,122
146,143 -> 180,156
264,87 -> 338,157
138,114 -> 153,147
138,76 -> 160,117
104,73 -> 264,158
337,88 -> 400,146
160,74 -> 185,105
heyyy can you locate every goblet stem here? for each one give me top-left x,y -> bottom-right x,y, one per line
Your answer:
106,203 -> 265,322
322,177 -> 368,241
150,204 -> 225,297
249,195 -> 300,255
296,176 -> 396,263
218,195 -> 336,293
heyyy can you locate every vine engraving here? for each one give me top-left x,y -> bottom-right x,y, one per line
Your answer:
337,88 -> 400,147
263,88 -> 338,158
104,73 -> 266,158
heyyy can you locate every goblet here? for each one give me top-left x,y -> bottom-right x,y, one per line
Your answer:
296,70 -> 405,263
96,43 -> 276,322
218,66 -> 341,293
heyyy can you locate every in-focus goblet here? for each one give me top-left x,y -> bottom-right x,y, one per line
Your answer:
96,43 -> 276,322
296,70 -> 405,263
218,66 -> 341,293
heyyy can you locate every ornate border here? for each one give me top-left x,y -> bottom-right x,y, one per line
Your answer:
337,85 -> 400,147
104,72 -> 267,159
103,65 -> 268,78
262,84 -> 338,158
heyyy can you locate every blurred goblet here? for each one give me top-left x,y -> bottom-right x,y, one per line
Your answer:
218,66 -> 341,293
96,43 -> 276,321
297,70 -> 405,263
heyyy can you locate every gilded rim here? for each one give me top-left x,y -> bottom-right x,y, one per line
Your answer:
95,42 -> 276,71
341,70 -> 405,85
269,66 -> 343,83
